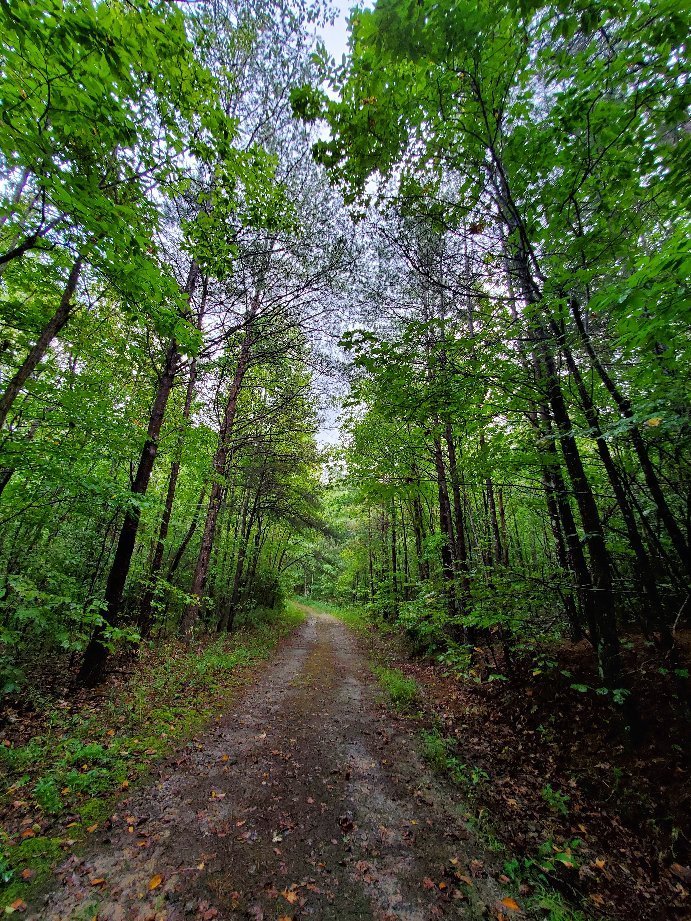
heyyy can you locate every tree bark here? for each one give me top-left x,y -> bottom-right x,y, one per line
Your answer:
138,280 -> 207,637
0,255 -> 83,429
181,298 -> 258,637
78,261 -> 199,684
569,299 -> 689,576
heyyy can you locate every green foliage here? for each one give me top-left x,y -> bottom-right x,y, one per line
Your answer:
541,784 -> 570,817
373,666 -> 419,712
420,728 -> 488,787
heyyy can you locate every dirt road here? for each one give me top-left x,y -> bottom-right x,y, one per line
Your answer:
35,609 -> 512,920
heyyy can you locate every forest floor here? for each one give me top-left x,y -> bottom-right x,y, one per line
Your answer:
4,607 -> 530,921
343,609 -> 690,921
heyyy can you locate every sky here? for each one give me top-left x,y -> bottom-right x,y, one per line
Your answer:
319,0 -> 355,63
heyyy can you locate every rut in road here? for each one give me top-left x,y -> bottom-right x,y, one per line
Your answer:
35,610 -> 514,920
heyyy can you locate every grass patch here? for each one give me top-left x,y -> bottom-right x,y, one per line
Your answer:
373,666 -> 420,712
0,605 -> 304,909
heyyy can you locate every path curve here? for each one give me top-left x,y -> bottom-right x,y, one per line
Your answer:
34,610 -> 511,920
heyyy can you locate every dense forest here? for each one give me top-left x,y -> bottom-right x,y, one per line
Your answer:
0,0 -> 689,918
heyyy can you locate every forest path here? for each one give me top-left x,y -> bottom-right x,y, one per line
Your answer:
35,609 -> 512,921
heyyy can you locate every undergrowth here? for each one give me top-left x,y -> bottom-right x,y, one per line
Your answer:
0,605 -> 304,909
373,666 -> 420,712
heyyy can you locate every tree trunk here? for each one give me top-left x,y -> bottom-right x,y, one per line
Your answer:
432,433 -> 457,621
78,261 -> 199,684
443,422 -> 471,615
138,281 -> 207,637
0,255 -> 83,429
390,498 -> 399,613
78,337 -> 180,684
560,332 -> 664,632
181,302 -> 257,638
569,299 -> 689,576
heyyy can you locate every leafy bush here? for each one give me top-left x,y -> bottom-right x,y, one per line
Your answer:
395,594 -> 451,654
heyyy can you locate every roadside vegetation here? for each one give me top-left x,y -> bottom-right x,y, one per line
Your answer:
0,606 -> 304,910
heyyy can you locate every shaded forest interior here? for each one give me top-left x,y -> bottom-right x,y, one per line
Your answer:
0,0 -> 689,918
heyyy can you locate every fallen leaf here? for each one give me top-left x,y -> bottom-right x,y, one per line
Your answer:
594,858 -> 606,870
90,878 -> 105,886
670,863 -> 691,882
6,899 -> 27,913
86,823 -> 98,833
501,897 -> 521,912
148,874 -> 163,890
281,889 -> 299,904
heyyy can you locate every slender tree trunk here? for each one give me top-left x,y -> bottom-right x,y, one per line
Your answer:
0,256 -> 83,429
400,498 -> 411,599
538,339 -> 624,690
138,281 -> 207,637
569,299 -> 689,575
226,496 -> 258,632
78,337 -> 180,684
390,498 -> 399,613
432,434 -> 457,621
443,422 -> 471,614
367,507 -> 375,601
78,262 -> 199,684
561,334 -> 664,632
217,488 -> 251,632
411,492 -> 429,581
167,485 -> 206,580
181,304 -> 257,637
497,488 -> 510,566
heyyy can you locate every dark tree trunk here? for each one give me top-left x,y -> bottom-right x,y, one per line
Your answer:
78,262 -> 199,685
390,498 -> 399,613
432,434 -> 457,621
138,281 -> 207,637
181,310 -> 256,638
444,422 -> 472,614
0,256 -> 83,429
560,333 -> 665,633
411,492 -> 429,581
570,299 -> 689,576
78,337 -> 180,685
167,485 -> 207,580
